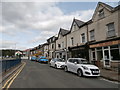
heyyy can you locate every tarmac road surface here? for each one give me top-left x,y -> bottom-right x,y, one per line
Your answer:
9,60 -> 119,88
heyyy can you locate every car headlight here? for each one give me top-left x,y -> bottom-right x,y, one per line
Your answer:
82,66 -> 88,70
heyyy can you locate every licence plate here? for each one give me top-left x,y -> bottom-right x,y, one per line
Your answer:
93,71 -> 99,73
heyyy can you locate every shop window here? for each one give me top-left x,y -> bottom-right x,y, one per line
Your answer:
104,50 -> 110,60
104,46 -> 108,49
91,48 -> 95,51
92,52 -> 95,60
110,45 -> 118,49
97,51 -> 103,60
97,47 -> 103,60
97,47 -> 102,50
110,45 -> 120,60
111,49 -> 120,60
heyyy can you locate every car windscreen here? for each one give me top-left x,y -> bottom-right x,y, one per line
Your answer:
57,59 -> 64,62
80,60 -> 89,64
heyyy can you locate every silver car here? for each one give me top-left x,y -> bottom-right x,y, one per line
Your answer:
50,58 -> 65,69
64,58 -> 100,77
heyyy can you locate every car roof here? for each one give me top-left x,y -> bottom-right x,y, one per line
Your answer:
40,56 -> 46,58
55,58 -> 62,59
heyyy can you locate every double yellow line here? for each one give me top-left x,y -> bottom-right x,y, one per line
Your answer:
2,62 -> 26,89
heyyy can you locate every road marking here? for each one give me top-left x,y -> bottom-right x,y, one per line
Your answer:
2,64 -> 23,88
100,78 -> 120,84
7,62 -> 26,88
2,62 -> 26,89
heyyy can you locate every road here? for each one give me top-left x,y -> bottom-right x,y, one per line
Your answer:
10,60 -> 118,88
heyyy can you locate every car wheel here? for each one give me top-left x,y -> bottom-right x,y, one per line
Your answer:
77,69 -> 83,77
55,64 -> 57,69
64,66 -> 68,72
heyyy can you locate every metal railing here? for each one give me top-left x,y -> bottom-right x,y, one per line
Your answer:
0,58 -> 21,73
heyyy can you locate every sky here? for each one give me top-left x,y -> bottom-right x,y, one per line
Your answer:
1,0 -> 119,50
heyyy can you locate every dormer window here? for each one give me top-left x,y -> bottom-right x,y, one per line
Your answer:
98,9 -> 105,19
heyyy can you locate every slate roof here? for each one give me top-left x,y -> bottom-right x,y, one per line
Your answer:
74,19 -> 84,27
99,2 -> 114,11
59,28 -> 69,36
113,4 -> 120,12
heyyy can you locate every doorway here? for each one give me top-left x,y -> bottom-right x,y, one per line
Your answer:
103,47 -> 111,67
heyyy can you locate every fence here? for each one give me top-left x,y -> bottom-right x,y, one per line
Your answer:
1,59 -> 21,73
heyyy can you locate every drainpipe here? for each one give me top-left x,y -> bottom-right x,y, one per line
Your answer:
55,39 -> 56,58
65,35 -> 67,61
86,24 -> 89,61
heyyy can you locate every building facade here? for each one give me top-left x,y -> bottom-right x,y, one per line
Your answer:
55,28 -> 69,60
88,2 -> 120,68
29,2 -> 120,68
47,36 -> 57,59
66,19 -> 89,60
43,43 -> 49,58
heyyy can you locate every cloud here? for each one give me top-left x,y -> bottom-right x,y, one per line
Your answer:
0,40 -> 16,49
0,40 -> 29,50
2,2 -> 94,50
105,2 -> 118,7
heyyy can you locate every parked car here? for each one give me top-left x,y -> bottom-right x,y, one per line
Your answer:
49,58 -> 65,69
38,56 -> 48,63
64,58 -> 100,77
31,56 -> 36,61
36,56 -> 40,62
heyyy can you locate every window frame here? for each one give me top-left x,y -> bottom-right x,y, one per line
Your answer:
98,9 -> 105,19
71,37 -> 74,46
106,22 -> 116,37
90,30 -> 95,41
81,33 -> 85,43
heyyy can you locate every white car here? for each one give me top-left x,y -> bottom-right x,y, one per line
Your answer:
50,58 -> 65,69
64,58 -> 100,77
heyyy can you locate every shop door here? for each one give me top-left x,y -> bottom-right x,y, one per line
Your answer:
103,49 -> 111,67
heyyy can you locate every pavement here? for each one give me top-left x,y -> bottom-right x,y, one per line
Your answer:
100,68 -> 120,82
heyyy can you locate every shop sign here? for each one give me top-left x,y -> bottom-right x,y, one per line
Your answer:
90,40 -> 120,48
71,47 -> 85,51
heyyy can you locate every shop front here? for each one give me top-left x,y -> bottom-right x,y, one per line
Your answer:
55,50 -> 67,60
89,38 -> 120,68
68,44 -> 89,60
